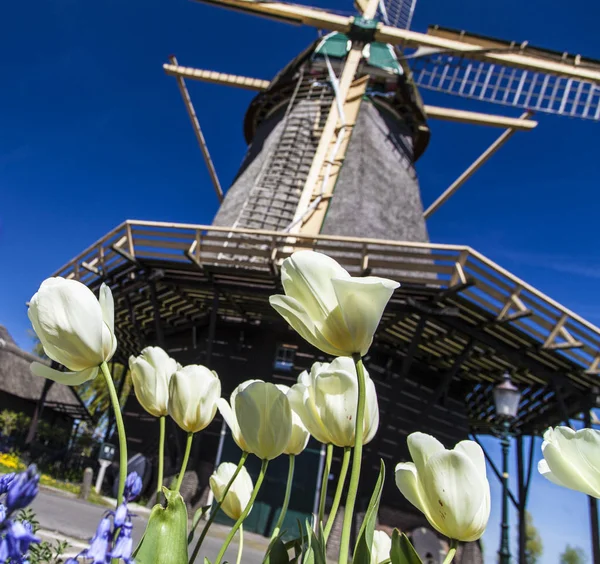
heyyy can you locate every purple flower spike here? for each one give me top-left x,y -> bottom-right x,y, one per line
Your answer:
113,503 -> 128,529
124,472 -> 142,502
6,466 -> 39,513
0,537 -> 8,563
0,474 -> 15,496
84,516 -> 112,564
5,520 -> 39,561
110,521 -> 133,563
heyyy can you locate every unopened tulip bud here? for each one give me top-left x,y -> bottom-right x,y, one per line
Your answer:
28,278 -> 117,385
217,380 -> 261,453
234,381 -> 292,460
276,385 -> 310,455
370,530 -> 391,564
168,365 -> 221,433
209,463 -> 254,520
129,347 -> 180,417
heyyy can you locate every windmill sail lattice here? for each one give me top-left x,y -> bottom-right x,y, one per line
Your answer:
411,54 -> 600,120
376,0 -> 417,30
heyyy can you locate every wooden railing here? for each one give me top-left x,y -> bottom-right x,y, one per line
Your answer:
53,219 -> 600,377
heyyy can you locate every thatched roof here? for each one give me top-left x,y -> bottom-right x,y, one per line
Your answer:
0,326 -> 90,420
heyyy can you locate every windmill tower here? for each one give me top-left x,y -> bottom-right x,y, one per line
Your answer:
47,0 -> 600,561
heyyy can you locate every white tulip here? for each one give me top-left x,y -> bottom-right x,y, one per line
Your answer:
129,347 -> 180,417
269,251 -> 399,357
209,462 -> 254,520
168,365 -> 221,433
370,530 -> 392,564
234,381 -> 292,460
538,426 -> 600,498
217,380 -> 262,453
395,433 -> 490,542
28,278 -> 116,385
287,358 -> 379,447
276,385 -> 310,455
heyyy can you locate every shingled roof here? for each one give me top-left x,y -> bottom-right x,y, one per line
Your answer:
0,326 -> 90,420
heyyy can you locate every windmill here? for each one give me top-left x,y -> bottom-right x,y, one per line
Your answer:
164,0 -> 600,244
47,1 -> 600,561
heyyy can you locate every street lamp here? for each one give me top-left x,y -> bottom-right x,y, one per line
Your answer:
493,372 -> 521,564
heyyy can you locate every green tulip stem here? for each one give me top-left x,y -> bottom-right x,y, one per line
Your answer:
175,432 -> 194,493
100,361 -> 128,506
157,416 -> 165,496
189,452 -> 249,564
271,454 -> 295,540
323,446 -> 351,542
442,540 -> 458,564
236,525 -> 244,564
318,444 -> 333,529
337,353 -> 367,564
215,458 -> 269,564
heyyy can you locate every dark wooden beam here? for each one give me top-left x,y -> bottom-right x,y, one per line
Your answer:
413,339 -> 475,429
550,376 -> 575,428
111,244 -> 139,266
26,377 -> 55,446
206,292 -> 219,366
148,280 -> 165,347
398,316 -> 428,381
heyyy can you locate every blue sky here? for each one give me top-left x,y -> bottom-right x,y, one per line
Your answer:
1,0 -> 598,561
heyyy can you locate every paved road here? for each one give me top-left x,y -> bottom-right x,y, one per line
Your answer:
31,490 -> 265,563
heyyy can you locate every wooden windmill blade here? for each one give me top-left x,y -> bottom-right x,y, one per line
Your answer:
193,0 -> 600,82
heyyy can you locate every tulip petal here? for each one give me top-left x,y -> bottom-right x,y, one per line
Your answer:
234,382 -> 292,460
313,365 -> 358,447
99,283 -> 117,360
331,277 -> 399,355
270,295 -> 347,357
553,427 -> 600,492
394,462 -> 429,517
542,441 -> 600,497
28,278 -> 105,371
288,384 -> 332,445
363,377 -> 380,445
454,440 -> 487,478
31,362 -> 99,386
538,459 -> 567,487
280,251 -> 350,321
407,432 -> 445,475
422,450 -> 489,541
217,398 -> 248,452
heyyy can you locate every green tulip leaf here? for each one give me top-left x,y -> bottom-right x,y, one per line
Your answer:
353,460 -> 386,564
263,536 -> 290,564
301,520 -> 327,564
390,529 -> 423,564
134,487 -> 189,564
188,504 -> 212,544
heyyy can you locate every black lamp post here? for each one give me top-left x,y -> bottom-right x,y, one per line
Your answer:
493,372 -> 521,564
